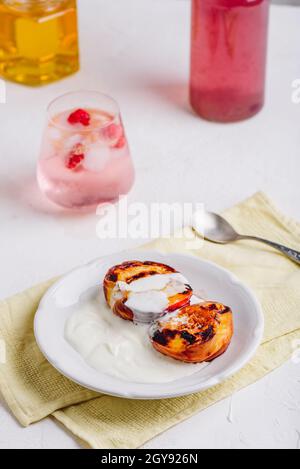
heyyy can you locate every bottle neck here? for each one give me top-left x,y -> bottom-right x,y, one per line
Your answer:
202,0 -> 266,6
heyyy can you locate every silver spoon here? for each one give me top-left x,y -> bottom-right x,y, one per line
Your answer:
193,211 -> 300,266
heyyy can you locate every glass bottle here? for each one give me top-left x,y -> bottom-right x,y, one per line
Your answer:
190,0 -> 270,123
0,0 -> 79,86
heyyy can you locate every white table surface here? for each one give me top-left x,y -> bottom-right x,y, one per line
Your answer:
0,0 -> 299,450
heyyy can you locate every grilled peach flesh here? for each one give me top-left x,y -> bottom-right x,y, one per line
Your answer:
103,260 -> 193,322
149,302 -> 234,363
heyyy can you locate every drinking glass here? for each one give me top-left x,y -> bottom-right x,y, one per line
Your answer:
37,91 -> 135,209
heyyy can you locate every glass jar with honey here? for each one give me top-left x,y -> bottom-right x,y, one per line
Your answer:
0,0 -> 79,86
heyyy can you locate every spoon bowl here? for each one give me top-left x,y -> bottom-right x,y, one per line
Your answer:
193,211 -> 240,244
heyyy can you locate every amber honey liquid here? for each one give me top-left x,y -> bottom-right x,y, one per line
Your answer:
0,0 -> 79,86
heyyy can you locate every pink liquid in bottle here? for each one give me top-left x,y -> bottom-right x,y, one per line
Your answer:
190,0 -> 270,122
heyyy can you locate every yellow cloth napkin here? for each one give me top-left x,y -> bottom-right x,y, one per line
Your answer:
0,192 -> 299,449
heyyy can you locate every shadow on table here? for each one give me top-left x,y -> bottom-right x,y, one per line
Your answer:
140,80 -> 194,116
0,173 -> 98,219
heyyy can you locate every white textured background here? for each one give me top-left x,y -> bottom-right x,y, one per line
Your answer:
0,0 -> 299,449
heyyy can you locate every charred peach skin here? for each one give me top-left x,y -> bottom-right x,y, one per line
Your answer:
103,261 -> 193,322
150,302 -> 234,363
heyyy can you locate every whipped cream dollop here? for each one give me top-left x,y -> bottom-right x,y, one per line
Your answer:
117,273 -> 188,293
126,290 -> 169,314
111,273 -> 190,322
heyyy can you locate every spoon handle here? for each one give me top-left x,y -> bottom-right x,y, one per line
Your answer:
239,235 -> 300,265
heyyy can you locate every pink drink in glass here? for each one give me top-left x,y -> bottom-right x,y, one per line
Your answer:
190,0 -> 270,122
37,91 -> 134,209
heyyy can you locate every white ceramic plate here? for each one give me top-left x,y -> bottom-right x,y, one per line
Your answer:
34,250 -> 264,400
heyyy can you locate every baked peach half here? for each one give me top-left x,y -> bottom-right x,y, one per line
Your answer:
103,260 -> 193,322
149,302 -> 234,363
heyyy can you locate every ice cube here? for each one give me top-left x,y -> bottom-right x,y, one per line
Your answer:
102,123 -> 123,145
48,127 -> 62,141
83,144 -> 110,172
64,134 -> 83,151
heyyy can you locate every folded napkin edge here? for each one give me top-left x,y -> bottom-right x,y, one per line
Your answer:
0,373 -> 99,427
